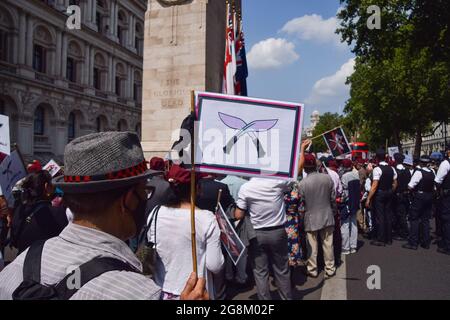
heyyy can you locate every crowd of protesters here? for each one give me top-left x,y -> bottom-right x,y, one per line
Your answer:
0,132 -> 449,300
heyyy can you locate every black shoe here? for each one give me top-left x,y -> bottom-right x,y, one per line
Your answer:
437,247 -> 450,255
386,241 -> 393,246
420,244 -> 430,250
402,243 -> 418,250
393,236 -> 407,241
370,241 -> 385,247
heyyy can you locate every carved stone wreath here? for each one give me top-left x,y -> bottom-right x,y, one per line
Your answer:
157,0 -> 191,6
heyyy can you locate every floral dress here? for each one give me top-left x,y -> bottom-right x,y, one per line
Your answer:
284,183 -> 305,267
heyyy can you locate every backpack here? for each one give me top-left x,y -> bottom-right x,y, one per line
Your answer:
10,202 -> 48,249
12,240 -> 140,300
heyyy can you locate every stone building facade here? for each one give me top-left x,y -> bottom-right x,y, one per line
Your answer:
0,0 -> 146,163
402,122 -> 449,156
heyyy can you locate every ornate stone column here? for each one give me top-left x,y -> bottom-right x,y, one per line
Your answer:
141,0 -> 227,158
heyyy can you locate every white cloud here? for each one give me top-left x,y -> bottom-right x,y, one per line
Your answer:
281,14 -> 343,48
247,38 -> 299,70
306,58 -> 355,109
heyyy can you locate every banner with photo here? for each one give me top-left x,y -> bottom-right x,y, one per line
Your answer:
322,127 -> 352,158
215,203 -> 245,266
0,150 -> 27,207
194,92 -> 304,180
43,159 -> 62,177
0,114 -> 10,157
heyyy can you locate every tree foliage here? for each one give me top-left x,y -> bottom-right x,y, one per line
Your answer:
337,0 -> 450,157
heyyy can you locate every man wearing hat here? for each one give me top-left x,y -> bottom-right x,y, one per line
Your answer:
403,156 -> 435,250
0,132 -> 208,300
435,143 -> 450,255
366,149 -> 398,246
392,153 -> 412,241
298,154 -> 336,278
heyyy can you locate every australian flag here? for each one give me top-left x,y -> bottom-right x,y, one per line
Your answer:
235,26 -> 248,96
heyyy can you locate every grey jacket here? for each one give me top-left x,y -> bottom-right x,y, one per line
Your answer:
298,172 -> 336,232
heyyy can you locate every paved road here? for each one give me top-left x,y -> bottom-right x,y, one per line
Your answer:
231,222 -> 450,300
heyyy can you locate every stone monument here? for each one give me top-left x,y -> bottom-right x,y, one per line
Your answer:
141,0 -> 228,158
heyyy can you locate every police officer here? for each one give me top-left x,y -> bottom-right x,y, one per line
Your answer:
435,143 -> 450,255
392,153 -> 412,241
366,149 -> 398,246
403,156 -> 435,250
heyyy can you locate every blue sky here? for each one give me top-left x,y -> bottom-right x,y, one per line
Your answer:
242,0 -> 355,127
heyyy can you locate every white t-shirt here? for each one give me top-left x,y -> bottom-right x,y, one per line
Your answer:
236,178 -> 292,230
435,160 -> 450,185
147,206 -> 224,296
373,161 -> 398,181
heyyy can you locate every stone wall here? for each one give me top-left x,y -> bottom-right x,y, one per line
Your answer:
142,0 -> 227,158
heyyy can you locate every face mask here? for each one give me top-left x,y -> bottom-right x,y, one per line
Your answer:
124,190 -> 148,238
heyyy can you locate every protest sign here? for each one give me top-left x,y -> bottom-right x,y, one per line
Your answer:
322,127 -> 351,158
43,159 -> 62,177
215,203 -> 245,266
0,150 -> 27,207
388,147 -> 400,159
194,92 -> 304,180
404,155 -> 413,166
0,115 -> 10,156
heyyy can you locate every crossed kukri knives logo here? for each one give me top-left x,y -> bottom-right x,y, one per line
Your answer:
218,112 -> 278,158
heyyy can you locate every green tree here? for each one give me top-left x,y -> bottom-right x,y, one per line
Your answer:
337,0 -> 450,157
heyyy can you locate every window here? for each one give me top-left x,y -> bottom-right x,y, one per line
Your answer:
0,99 -> 5,115
135,36 -> 139,52
96,12 -> 102,33
69,0 -> 79,5
115,77 -> 121,96
33,45 -> 46,73
133,83 -> 138,101
0,30 -> 7,61
68,113 -> 75,141
117,25 -> 122,44
96,117 -> 101,132
66,57 -> 76,82
34,106 -> 45,135
117,121 -> 122,132
94,68 -> 100,90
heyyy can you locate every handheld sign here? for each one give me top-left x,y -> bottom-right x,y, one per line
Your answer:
215,203 -> 246,266
43,159 -> 62,177
194,92 -> 304,180
388,147 -> 400,159
0,150 -> 27,207
322,127 -> 351,158
0,115 -> 10,156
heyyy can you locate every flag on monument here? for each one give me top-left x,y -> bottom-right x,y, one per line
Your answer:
222,2 -> 236,95
322,127 -> 352,158
234,22 -> 248,96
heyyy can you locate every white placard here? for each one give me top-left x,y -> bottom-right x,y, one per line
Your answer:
0,115 -> 10,156
388,147 -> 400,159
194,92 -> 304,180
43,159 -> 62,177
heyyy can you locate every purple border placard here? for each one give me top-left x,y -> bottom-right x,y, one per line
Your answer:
194,91 -> 304,180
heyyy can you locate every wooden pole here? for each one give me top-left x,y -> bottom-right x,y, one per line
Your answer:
190,90 -> 198,275
216,189 -> 223,212
310,126 -> 342,141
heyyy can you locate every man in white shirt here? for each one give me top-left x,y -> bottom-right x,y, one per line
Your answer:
392,153 -> 412,240
403,157 -> 435,250
366,149 -> 398,246
435,144 -> 450,255
235,177 -> 293,300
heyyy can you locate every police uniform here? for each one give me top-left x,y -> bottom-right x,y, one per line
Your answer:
372,161 -> 397,245
393,163 -> 412,239
435,157 -> 450,254
404,158 -> 435,249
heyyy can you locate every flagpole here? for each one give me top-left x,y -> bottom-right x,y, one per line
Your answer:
310,126 -> 343,141
190,90 -> 198,275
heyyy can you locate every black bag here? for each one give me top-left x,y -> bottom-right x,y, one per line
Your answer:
12,240 -> 140,300
10,202 -> 47,249
135,205 -> 161,276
